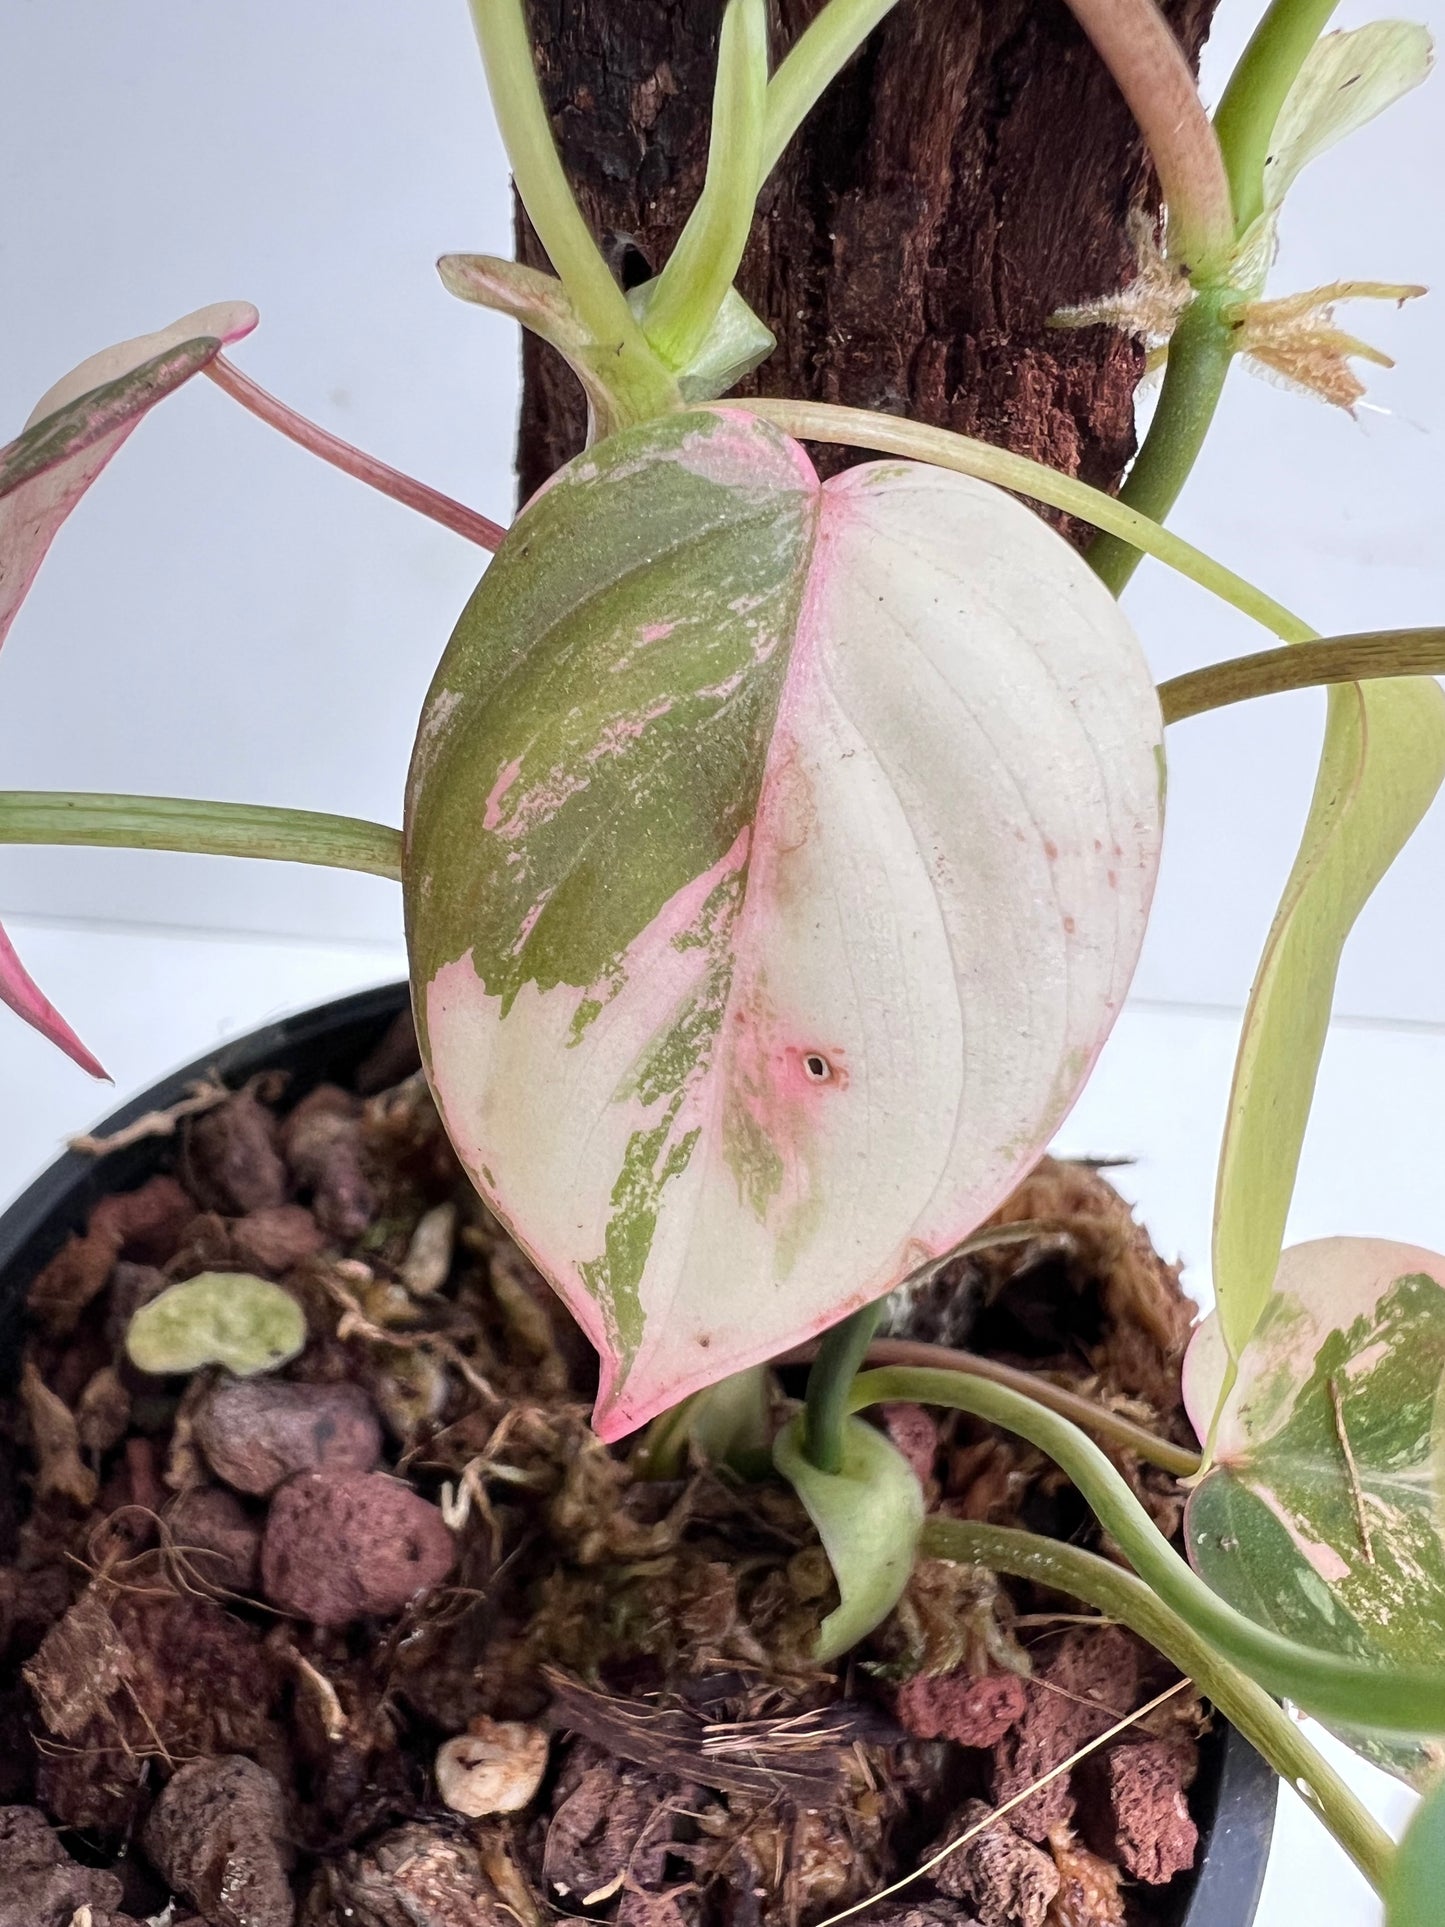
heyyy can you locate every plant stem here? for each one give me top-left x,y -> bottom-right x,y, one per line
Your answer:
0,792 -> 403,880
849,1364 -> 1445,1734
1086,0 -> 1345,593
1059,0 -> 1235,278
921,1517 -> 1395,1895
466,0 -> 674,426
634,1367 -> 773,1481
744,398 -> 1315,644
1214,0 -> 1343,237
1088,289 -> 1236,593
1161,627 -> 1445,723
643,0 -> 768,370
760,0 -> 899,183
860,1338 -> 1201,1476
803,1303 -> 883,1474
206,357 -> 506,551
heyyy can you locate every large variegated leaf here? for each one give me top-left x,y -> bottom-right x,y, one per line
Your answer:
0,300 -> 258,1073
405,407 -> 1162,1438
1185,1238 -> 1445,1786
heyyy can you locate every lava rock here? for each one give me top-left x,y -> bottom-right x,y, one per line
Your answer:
281,1084 -> 376,1238
0,1803 -> 126,1927
261,1471 -> 455,1626
229,1203 -> 327,1274
196,1378 -> 383,1496
896,1669 -> 1028,1748
882,1403 -> 940,1485
1101,1739 -> 1198,1884
930,1800 -> 1059,1927
188,1087 -> 290,1214
142,1755 -> 294,1927
991,1624 -> 1150,1841
165,1486 -> 264,1593
318,1823 -> 510,1927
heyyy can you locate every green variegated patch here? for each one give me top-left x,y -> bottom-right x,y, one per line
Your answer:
1185,1239 -> 1445,1786
405,407 -> 1162,1438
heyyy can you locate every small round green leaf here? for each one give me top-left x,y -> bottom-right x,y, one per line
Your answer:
126,1272 -> 307,1378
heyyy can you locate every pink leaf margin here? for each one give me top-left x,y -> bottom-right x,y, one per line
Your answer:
1,300 -> 259,649
0,924 -> 106,1079
0,300 -> 259,1077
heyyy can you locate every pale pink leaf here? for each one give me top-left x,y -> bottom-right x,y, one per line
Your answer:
0,301 -> 258,1073
0,301 -> 259,651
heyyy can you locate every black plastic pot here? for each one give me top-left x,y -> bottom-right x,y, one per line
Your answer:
0,981 -> 1277,1924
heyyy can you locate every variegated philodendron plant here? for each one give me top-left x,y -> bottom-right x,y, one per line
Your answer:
4,0 -> 1445,1909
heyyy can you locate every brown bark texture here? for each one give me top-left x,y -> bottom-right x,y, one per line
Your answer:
513,0 -> 1215,513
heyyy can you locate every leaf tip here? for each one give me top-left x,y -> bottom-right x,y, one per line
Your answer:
0,923 -> 108,1079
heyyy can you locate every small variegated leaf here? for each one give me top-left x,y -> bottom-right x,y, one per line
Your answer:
1,301 -> 259,652
405,407 -> 1163,1438
0,300 -> 259,1074
1185,1238 -> 1445,1787
1263,24 -> 1433,213
773,1412 -> 924,1661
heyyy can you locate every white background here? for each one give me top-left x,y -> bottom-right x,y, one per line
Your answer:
1,3 -> 1442,1922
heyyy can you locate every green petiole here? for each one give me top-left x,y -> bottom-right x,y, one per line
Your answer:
1088,290 -> 1237,594
466,0 -> 675,427
1091,0 -> 1344,589
802,1302 -> 883,1475
760,0 -> 899,184
0,793 -> 403,880
642,0 -> 769,370
744,397 -> 1315,644
1160,628 -> 1445,723
921,1518 -> 1395,1896
1214,0 -> 1344,237
851,1365 -> 1445,1736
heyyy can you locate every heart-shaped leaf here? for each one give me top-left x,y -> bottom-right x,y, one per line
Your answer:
0,300 -> 258,1073
774,1411 -> 924,1660
405,407 -> 1163,1438
1185,1237 -> 1445,1785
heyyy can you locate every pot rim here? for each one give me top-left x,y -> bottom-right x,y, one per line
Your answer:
0,978 -> 1277,1924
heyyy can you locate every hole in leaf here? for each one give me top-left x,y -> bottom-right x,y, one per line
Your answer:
608,235 -> 655,290
803,1053 -> 832,1082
